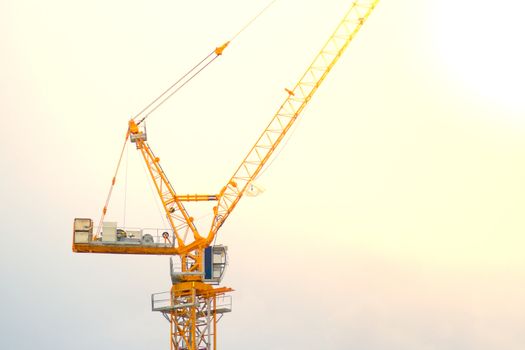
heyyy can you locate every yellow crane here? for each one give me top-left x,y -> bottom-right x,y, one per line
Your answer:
72,1 -> 379,349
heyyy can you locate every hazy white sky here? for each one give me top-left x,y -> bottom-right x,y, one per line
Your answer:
1,0 -> 524,349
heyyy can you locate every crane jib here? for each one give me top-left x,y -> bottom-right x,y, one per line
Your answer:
72,0 -> 380,262
72,2 -> 380,348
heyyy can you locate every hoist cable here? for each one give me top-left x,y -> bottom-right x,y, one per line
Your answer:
257,105 -> 304,179
133,0 -> 277,126
140,148 -> 169,230
231,0 -> 277,41
123,142 -> 129,228
136,54 -> 219,126
96,0 -> 279,240
133,51 -> 215,122
95,128 -> 130,238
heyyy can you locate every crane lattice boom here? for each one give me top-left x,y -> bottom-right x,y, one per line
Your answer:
72,2 -> 380,349
209,0 -> 379,238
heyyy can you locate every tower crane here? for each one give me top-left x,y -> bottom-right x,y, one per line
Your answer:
72,1 -> 379,349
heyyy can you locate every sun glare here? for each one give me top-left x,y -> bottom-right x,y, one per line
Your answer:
429,0 -> 525,116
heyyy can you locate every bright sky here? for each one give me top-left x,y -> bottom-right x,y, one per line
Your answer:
1,0 -> 525,349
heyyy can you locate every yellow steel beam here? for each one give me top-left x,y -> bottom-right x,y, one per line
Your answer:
208,0 -> 380,242
176,194 -> 218,202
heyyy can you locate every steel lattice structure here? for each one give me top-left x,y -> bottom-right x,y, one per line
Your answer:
73,1 -> 380,349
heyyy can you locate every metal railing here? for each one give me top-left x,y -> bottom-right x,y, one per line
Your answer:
88,226 -> 177,246
151,291 -> 232,313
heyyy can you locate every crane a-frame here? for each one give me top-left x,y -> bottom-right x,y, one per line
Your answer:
72,1 -> 379,349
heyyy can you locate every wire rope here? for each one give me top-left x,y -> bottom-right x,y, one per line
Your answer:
132,51 -> 215,122
231,0 -> 277,41
123,141 -> 129,228
97,0 -> 278,241
256,107 -> 304,179
136,55 -> 219,126
95,129 -> 130,238
140,145 -> 169,231
132,0 -> 278,126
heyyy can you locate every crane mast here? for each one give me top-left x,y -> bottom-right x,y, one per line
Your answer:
72,1 -> 379,349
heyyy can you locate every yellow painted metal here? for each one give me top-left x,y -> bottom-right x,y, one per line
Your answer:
131,130 -> 201,245
168,282 -> 232,350
73,243 -> 180,255
73,2 -> 380,347
72,231 -> 208,256
73,0 -> 380,264
176,194 -> 218,202
208,0 -> 380,240
129,120 -> 208,269
214,41 -> 230,56
94,128 -> 131,240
